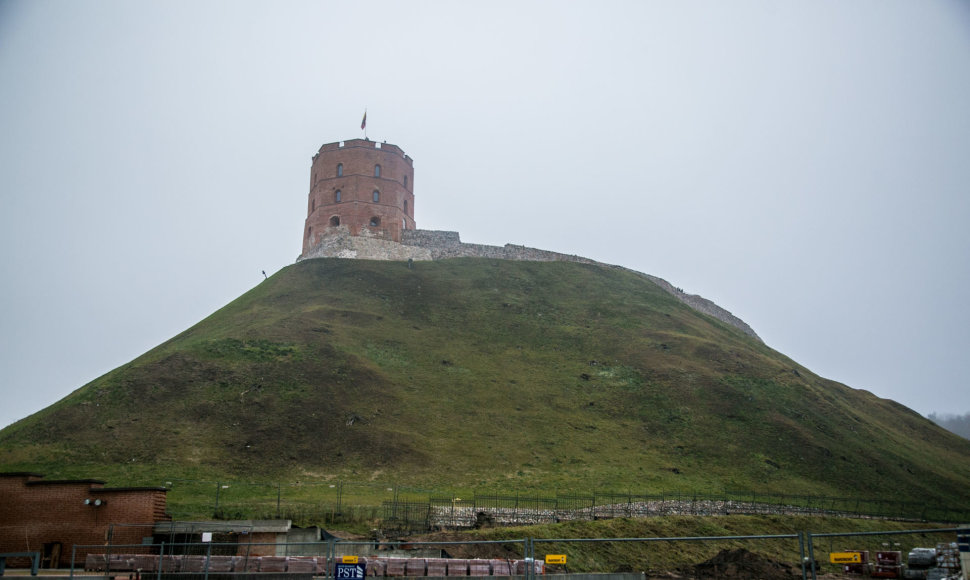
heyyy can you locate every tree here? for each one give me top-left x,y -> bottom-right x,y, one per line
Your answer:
928,412 -> 970,440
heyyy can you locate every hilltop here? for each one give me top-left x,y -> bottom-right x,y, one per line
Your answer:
1,258 -> 968,505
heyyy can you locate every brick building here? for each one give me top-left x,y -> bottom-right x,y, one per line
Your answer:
0,472 -> 169,568
302,139 -> 415,254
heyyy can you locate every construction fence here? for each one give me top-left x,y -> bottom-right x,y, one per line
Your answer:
69,525 -> 969,580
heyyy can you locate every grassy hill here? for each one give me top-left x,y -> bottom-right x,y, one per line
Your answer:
1,258 -> 969,505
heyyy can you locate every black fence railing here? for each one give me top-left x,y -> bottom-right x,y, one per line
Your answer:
160,479 -> 970,530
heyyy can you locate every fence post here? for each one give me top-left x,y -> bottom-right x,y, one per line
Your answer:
337,482 -> 343,521
806,532 -> 818,580
526,537 -> 534,580
797,531 -> 807,580
203,540 -> 212,580
105,526 -> 113,579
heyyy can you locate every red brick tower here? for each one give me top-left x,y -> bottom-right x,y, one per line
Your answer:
302,139 -> 415,254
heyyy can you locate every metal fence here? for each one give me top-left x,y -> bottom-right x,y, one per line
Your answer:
806,526 -> 969,579
161,479 -> 970,530
69,526 -> 969,580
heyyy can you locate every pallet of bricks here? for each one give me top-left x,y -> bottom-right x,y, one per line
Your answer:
873,551 -> 902,579
842,550 -> 869,576
929,542 -> 961,580
961,527 -> 970,580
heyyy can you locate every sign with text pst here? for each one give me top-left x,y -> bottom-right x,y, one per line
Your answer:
830,552 -> 862,564
335,563 -> 365,579
545,555 -> 567,565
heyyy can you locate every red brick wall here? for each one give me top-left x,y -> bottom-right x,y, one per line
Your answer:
303,139 -> 415,253
0,473 -> 168,567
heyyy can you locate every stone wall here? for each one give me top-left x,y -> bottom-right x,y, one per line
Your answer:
401,230 -> 599,264
629,272 -> 760,341
299,226 -> 432,262
298,229 -> 761,342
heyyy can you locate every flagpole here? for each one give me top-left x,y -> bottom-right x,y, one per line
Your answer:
361,108 -> 367,140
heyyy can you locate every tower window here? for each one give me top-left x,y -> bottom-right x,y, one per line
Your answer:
335,189 -> 342,203
370,216 -> 381,227
373,190 -> 380,202
307,226 -> 312,240
312,199 -> 316,212
337,163 -> 343,177
404,175 -> 408,188
330,216 -> 340,226
374,164 -> 381,177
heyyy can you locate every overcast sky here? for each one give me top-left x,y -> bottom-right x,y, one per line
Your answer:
2,1 -> 969,430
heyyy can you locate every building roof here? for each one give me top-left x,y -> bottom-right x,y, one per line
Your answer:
154,520 -> 292,535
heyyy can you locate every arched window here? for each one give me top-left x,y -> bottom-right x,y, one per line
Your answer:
330,216 -> 340,226
404,199 -> 408,214
307,226 -> 312,240
373,190 -> 380,202
335,189 -> 341,203
369,216 -> 381,227
311,199 -> 316,212
336,163 -> 343,177
404,175 -> 408,188
374,164 -> 381,177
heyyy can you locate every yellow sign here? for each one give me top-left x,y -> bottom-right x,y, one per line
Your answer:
342,556 -> 359,564
830,552 -> 862,564
545,555 -> 567,565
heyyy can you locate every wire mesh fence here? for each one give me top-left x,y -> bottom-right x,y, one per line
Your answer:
160,479 -> 970,531
69,526 -> 969,580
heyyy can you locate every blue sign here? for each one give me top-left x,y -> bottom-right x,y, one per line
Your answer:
335,563 -> 366,579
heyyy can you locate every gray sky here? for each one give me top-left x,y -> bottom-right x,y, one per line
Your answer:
2,1 -> 969,429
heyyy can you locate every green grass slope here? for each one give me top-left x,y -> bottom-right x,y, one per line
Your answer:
2,258 -> 969,504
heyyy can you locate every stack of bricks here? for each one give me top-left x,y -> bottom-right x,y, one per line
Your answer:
489,560 -> 513,576
425,558 -> 448,576
959,528 -> 969,580
405,558 -> 426,576
873,551 -> 901,578
367,558 -> 386,576
468,560 -> 491,576
384,558 -> 407,577
445,559 -> 468,576
935,543 -> 961,577
259,556 -> 288,573
285,557 -> 317,574
841,550 -> 869,576
84,554 -> 546,577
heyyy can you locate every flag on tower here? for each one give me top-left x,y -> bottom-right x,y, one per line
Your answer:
361,111 -> 367,130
